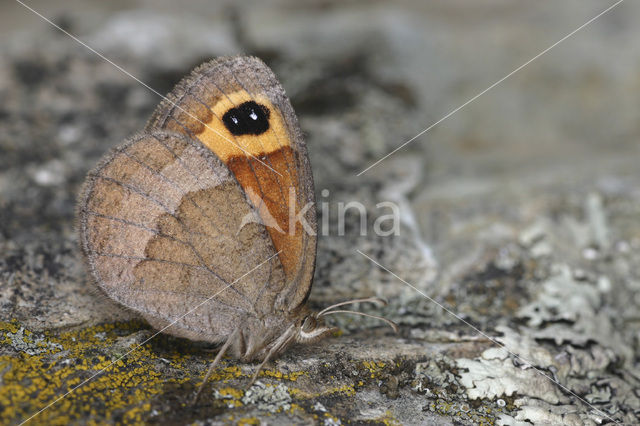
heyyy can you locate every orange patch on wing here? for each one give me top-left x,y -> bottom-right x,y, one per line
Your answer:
226,147 -> 302,280
190,91 -> 303,281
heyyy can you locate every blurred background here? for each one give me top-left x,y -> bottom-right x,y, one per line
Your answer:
1,0 -> 639,424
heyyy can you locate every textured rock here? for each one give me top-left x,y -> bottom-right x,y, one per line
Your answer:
1,1 -> 639,424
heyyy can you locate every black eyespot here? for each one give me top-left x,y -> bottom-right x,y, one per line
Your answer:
222,101 -> 270,136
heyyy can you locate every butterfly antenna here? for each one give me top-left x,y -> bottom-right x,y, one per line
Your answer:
317,297 -> 388,317
319,309 -> 399,333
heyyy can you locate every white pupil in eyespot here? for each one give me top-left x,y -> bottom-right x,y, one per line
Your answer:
249,111 -> 258,120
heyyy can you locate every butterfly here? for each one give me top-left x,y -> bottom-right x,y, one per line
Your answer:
77,56 -> 396,400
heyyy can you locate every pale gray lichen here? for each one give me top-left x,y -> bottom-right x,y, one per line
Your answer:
457,353 -> 565,404
518,265 -> 632,363
511,399 -> 605,426
313,401 -> 327,412
4,327 -> 63,355
241,381 -> 292,414
455,258 -> 640,424
414,356 -> 458,392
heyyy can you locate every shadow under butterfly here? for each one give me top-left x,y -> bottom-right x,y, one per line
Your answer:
77,56 -> 397,403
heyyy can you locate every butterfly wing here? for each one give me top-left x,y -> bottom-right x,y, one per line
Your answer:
78,131 -> 288,343
145,56 -> 317,311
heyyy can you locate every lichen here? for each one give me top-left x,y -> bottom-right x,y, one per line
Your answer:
361,360 -> 386,378
1,322 -> 63,355
240,381 -> 292,413
0,320 -> 180,425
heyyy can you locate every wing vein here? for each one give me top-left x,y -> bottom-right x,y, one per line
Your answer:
90,174 -> 255,309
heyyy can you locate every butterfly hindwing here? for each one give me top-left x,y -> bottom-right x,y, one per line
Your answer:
78,131 -> 287,343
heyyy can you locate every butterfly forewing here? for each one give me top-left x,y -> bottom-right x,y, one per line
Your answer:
145,56 -> 317,310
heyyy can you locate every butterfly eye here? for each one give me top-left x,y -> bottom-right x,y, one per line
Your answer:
301,316 -> 317,332
222,101 -> 270,136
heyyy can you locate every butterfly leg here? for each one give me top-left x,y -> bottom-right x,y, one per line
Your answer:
246,326 -> 296,388
193,328 -> 239,404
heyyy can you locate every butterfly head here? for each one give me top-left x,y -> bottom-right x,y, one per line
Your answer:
293,297 -> 398,345
294,313 -> 338,344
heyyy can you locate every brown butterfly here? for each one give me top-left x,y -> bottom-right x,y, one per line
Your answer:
77,56 -> 396,400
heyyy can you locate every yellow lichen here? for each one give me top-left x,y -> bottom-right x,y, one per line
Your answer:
259,369 -> 306,381
324,384 -> 356,397
0,320 -> 176,424
362,360 -> 386,378
1,319 -> 400,424
323,412 -> 342,424
287,387 -> 308,399
236,417 -> 260,425
217,386 -> 245,401
378,410 -> 401,426
0,320 -> 21,334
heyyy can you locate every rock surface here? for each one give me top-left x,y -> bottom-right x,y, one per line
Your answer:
1,1 -> 639,424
